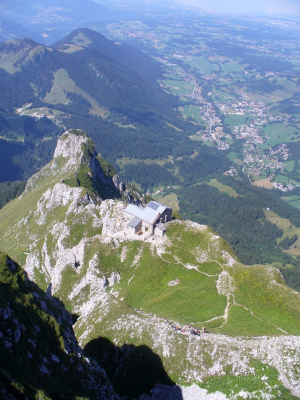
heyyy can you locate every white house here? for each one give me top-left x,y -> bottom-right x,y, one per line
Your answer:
124,201 -> 172,237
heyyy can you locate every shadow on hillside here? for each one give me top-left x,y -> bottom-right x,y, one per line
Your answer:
84,336 -> 183,400
1,255 -> 182,399
0,258 -> 105,400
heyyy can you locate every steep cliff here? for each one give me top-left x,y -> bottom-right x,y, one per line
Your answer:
0,252 -> 119,400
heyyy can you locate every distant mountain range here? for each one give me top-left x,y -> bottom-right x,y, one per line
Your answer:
0,28 -> 194,182
0,0 -> 139,44
0,19 -> 42,43
0,0 -> 184,44
0,0 -> 119,25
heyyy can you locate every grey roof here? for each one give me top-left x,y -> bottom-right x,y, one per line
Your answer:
128,216 -> 142,228
125,201 -> 171,225
125,204 -> 145,219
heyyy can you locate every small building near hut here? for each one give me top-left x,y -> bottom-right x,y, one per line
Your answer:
125,201 -> 172,237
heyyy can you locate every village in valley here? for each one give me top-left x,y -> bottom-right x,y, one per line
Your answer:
101,14 -> 300,196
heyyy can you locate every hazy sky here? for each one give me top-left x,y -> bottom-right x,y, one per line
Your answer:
173,0 -> 300,16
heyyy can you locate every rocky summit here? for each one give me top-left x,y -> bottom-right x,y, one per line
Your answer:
0,130 -> 300,399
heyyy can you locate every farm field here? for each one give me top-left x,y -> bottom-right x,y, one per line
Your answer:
181,105 -> 206,124
259,123 -> 296,149
161,79 -> 195,95
253,178 -> 274,190
153,192 -> 180,211
183,56 -> 219,74
283,195 -> 300,209
265,210 -> 300,256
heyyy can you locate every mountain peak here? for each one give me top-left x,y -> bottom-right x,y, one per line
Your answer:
24,129 -> 122,200
53,129 -> 90,169
54,28 -> 111,50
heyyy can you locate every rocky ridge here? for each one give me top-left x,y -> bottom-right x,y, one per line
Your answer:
0,130 -> 300,399
0,252 -> 120,400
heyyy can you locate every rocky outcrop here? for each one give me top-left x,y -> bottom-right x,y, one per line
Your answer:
23,129 -> 122,199
0,252 -> 120,400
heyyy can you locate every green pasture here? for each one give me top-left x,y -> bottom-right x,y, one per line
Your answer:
189,134 -> 204,141
208,179 -> 240,198
161,79 -> 195,95
0,52 -> 21,73
220,60 -> 243,74
181,105 -> 206,124
0,44 -> 45,73
244,89 -> 276,104
44,68 -> 73,104
283,160 -> 295,173
114,122 -> 139,129
44,68 -> 108,117
116,157 -> 170,167
259,122 -> 295,148
274,174 -> 298,185
265,209 -> 300,256
227,152 -> 243,165
282,195 -> 300,210
271,78 -> 300,100
183,56 -> 218,74
231,264 -> 300,333
164,73 -> 180,79
225,114 -> 251,127
152,192 -> 180,211
211,87 -> 233,101
110,222 -> 300,336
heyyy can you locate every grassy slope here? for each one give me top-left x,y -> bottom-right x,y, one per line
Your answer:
74,222 -> 300,340
44,68 -> 108,117
0,159 -> 300,398
1,181 -> 300,338
0,159 -> 72,264
0,132 -> 94,267
82,223 -> 300,399
208,178 -> 240,198
0,127 -> 298,338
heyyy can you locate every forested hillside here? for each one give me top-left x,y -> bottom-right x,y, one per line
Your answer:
0,29 -> 197,180
0,181 -> 26,208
